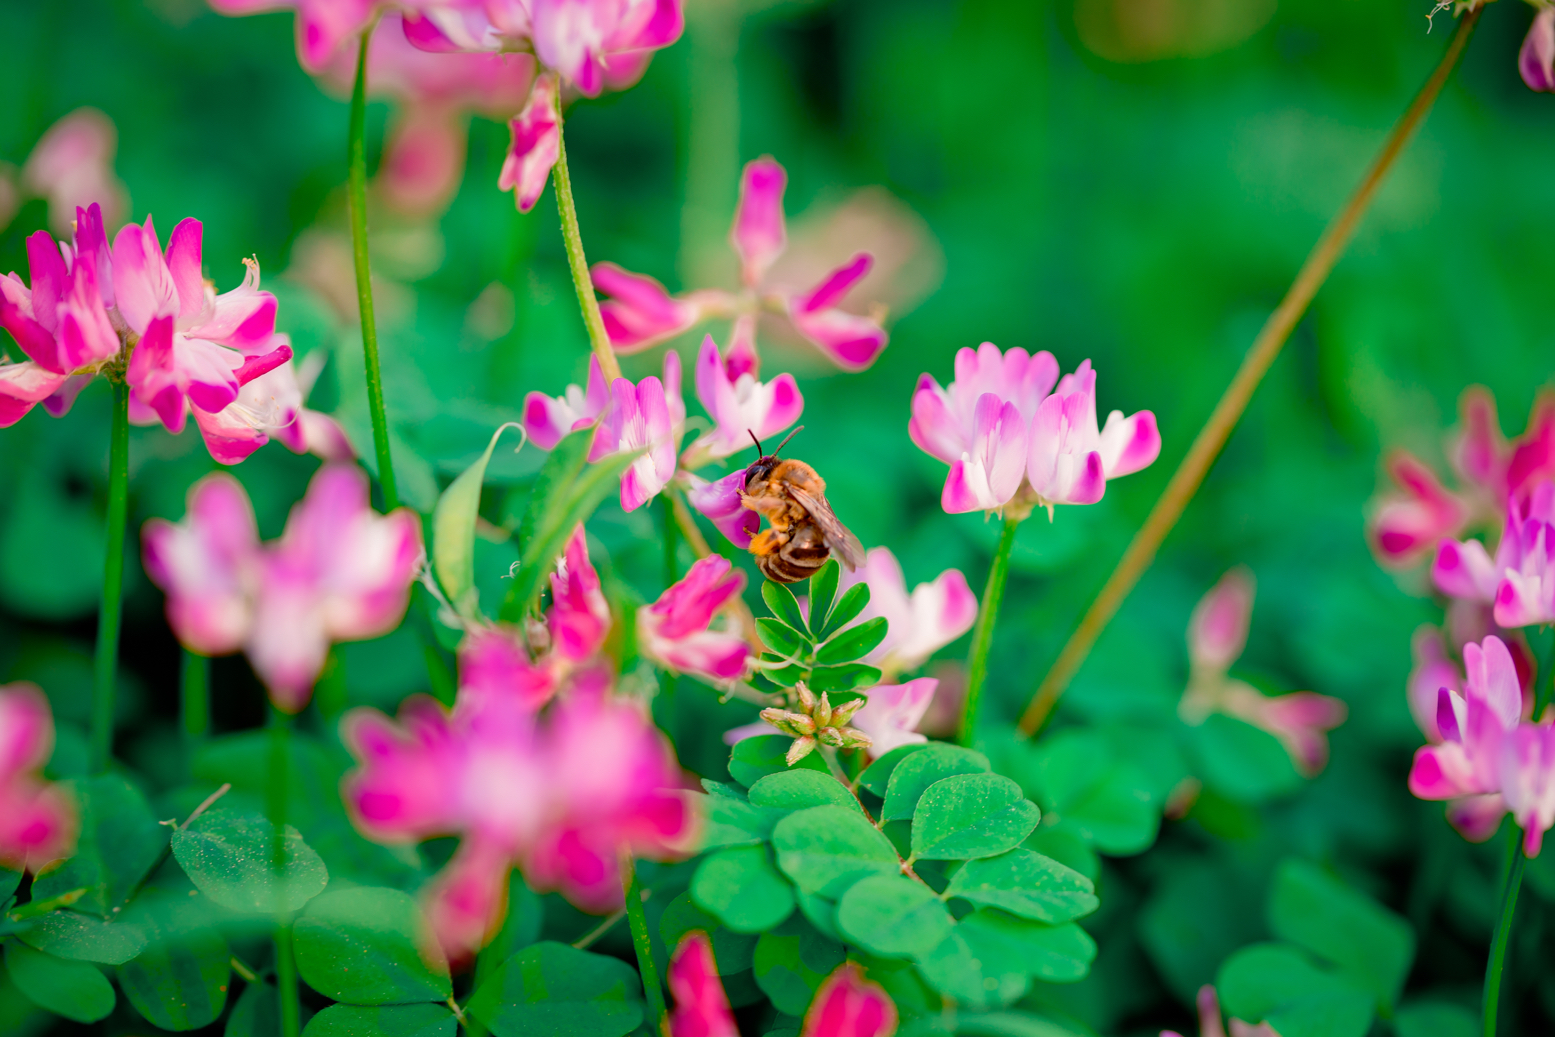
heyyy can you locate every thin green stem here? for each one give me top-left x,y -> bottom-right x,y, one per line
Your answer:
348,24 -> 398,510
1483,828 -> 1527,1037
553,117 -> 622,383
91,380 -> 130,774
181,649 -> 210,743
958,517 -> 1020,746
620,856 -> 664,1025
275,923 -> 300,1037
268,709 -> 299,1037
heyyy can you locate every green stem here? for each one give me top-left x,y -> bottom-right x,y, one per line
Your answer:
621,856 -> 664,1025
958,517 -> 1019,747
552,116 -> 622,383
91,380 -> 130,774
181,649 -> 210,743
268,708 -> 299,1037
348,24 -> 398,510
1483,828 -> 1527,1037
275,923 -> 300,1037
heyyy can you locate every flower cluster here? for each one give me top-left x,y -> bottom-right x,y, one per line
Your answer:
1178,569 -> 1347,777
760,682 -> 873,764
142,465 -> 423,711
0,684 -> 76,873
910,342 -> 1160,516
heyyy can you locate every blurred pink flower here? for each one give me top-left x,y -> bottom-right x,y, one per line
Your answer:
802,963 -> 898,1037
589,350 -> 684,511
686,470 -> 758,549
592,156 -> 889,371
549,525 -> 612,662
1407,625 -> 1461,743
1501,721 -> 1555,856
18,108 -> 128,233
0,684 -> 77,873
342,686 -> 698,958
837,547 -> 976,675
667,933 -> 738,1037
190,350 -> 354,466
1162,985 -> 1281,1037
1434,479 -> 1555,628
458,625 -> 559,710
522,354 -> 610,450
1370,451 -> 1473,568
638,556 -> 750,682
1522,8 -> 1555,92
209,0 -> 382,74
142,466 -> 423,712
680,332 -> 803,467
498,72 -> 561,213
1409,635 -> 1522,804
850,678 -> 938,756
405,0 -> 684,98
1179,568 -> 1346,777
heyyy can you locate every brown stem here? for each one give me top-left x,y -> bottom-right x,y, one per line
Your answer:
1017,4 -> 1483,738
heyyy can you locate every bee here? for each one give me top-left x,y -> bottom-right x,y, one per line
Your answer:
742,427 -> 866,584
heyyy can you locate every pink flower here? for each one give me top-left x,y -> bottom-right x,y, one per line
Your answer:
686,470 -> 759,549
592,156 -> 889,370
1407,626 -> 1461,743
0,684 -> 77,873
549,525 -> 612,662
837,547 -> 976,674
939,394 -> 1030,514
1492,503 -> 1555,630
1179,569 -> 1346,777
190,352 -> 352,466
1522,8 -> 1555,92
208,0 -> 382,74
1162,985 -> 1281,1037
802,963 -> 898,1037
143,466 -> 423,712
18,108 -> 128,234
498,72 -> 561,213
681,333 -> 803,467
522,354 -> 610,450
1408,635 -> 1522,803
1501,722 -> 1555,856
342,687 -> 698,958
458,626 -> 559,711
667,933 -> 738,1037
637,556 -> 750,682
1026,360 -> 1160,508
590,350 -> 684,511
850,678 -> 938,756
910,343 -> 1057,461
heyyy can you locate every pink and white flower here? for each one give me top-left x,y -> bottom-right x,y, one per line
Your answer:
208,0 -> 382,74
667,933 -> 738,1037
1026,359 -> 1159,508
837,547 -> 976,675
849,678 -> 938,756
0,684 -> 77,873
1522,7 -> 1555,92
1408,636 -> 1522,805
590,350 -> 684,511
498,72 -> 561,213
521,354 -> 610,450
638,556 -> 750,682
142,466 -> 423,712
1502,721 -> 1555,856
549,525 -> 612,662
591,156 -> 889,371
190,351 -> 354,466
680,333 -> 803,467
1434,479 -> 1555,628
686,470 -> 759,548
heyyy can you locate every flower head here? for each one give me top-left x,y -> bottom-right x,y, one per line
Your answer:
1409,635 -> 1523,803
638,556 -> 750,682
1522,7 -> 1555,92
837,548 -> 976,675
0,684 -> 77,872
590,350 -> 684,511
761,683 -> 872,765
549,525 -> 612,662
681,332 -> 803,467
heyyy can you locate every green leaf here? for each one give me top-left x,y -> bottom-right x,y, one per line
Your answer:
835,875 -> 954,958
1267,859 -> 1415,1009
857,744 -> 927,798
700,786 -> 782,850
882,745 -> 990,821
956,911 -> 1096,982
0,868 -> 20,903
30,773 -> 164,914
170,810 -> 329,914
691,844 -> 797,934
432,422 -> 523,618
914,930 -> 1027,1009
17,910 -> 145,963
794,889 -> 841,941
658,893 -> 758,975
748,770 -> 861,813
1216,942 -> 1372,1033
762,581 -> 808,633
954,1013 -> 1090,1037
1026,731 -> 1159,856
806,561 -> 840,636
772,806 -> 901,898
943,849 -> 1098,923
752,920 -> 845,1016
1264,995 -> 1378,1037
807,664 -> 884,693
1393,1002 -> 1478,1037
818,583 -> 871,642
466,941 -> 643,1037
757,618 -> 807,659
910,775 -> 1039,861
729,735 -> 828,787
118,927 -> 231,1031
225,981 -> 280,1037
3,940 -> 115,1022
815,617 -> 888,665
302,1003 -> 456,1037
1190,714 -> 1303,803
294,887 -> 452,1004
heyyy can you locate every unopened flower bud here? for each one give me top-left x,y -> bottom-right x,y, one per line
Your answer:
786,736 -> 818,765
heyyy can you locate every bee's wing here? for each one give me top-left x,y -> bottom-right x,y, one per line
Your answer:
789,486 -> 866,571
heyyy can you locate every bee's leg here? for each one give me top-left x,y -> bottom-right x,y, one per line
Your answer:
742,493 -> 792,521
749,528 -> 789,556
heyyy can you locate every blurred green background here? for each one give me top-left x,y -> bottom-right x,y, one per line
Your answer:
2,0 -> 1555,1033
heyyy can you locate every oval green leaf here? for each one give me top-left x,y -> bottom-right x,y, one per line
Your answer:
729,735 -> 828,788
857,744 -> 927,798
748,770 -> 861,813
772,805 -> 900,898
944,848 -> 1098,923
956,911 -> 1097,982
171,810 -> 329,914
4,940 -> 115,1022
466,941 -> 643,1037
225,981 -> 280,1037
818,583 -> 871,642
806,561 -> 841,636
911,774 -> 1040,860
881,745 -> 990,821
19,910 -> 146,964
835,875 -> 954,959
294,887 -> 451,1004
762,581 -> 808,633
118,928 -> 231,1031
302,1002 -> 456,1037
659,892 -> 758,976
815,617 -> 888,666
691,844 -> 796,934
30,774 -> 165,914
914,930 -> 1028,1010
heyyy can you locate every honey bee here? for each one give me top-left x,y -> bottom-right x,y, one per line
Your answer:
741,427 -> 866,584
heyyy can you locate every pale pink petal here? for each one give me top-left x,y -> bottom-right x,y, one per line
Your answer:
111,217 -> 177,333
1188,568 -> 1254,674
1433,538 -> 1500,603
1464,636 -> 1524,731
1097,409 -> 1160,478
685,333 -> 804,463
1368,451 -> 1470,568
382,106 -> 468,217
1500,723 -> 1555,857
0,362 -> 70,428
731,157 -> 786,286
1408,626 -> 1460,743
942,395 -> 1027,514
499,73 -> 561,213
908,375 -> 968,466
852,678 -> 937,755
164,218 -> 205,320
141,474 -> 261,654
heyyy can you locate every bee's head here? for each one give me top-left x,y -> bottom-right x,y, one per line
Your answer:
743,427 -> 802,489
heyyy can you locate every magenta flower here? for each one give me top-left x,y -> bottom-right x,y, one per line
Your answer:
1434,479 -> 1555,628
1408,635 -> 1522,804
0,684 -> 77,873
680,333 -> 802,467
837,547 -> 976,675
549,525 -> 612,662
342,687 -> 698,957
637,556 -> 750,682
522,354 -> 610,450
208,0 -> 381,74
498,72 -> 561,213
686,470 -> 759,548
1179,569 -> 1346,777
1522,8 -> 1555,92
142,466 -> 423,712
592,156 -> 889,371
850,678 -> 938,756
457,625 -> 560,711
1501,721 -> 1555,856
802,964 -> 899,1037
1407,626 -> 1461,743
589,350 -> 684,511
667,933 -> 738,1037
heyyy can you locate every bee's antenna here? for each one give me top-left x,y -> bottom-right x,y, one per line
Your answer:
773,426 -> 804,457
748,430 -> 765,456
